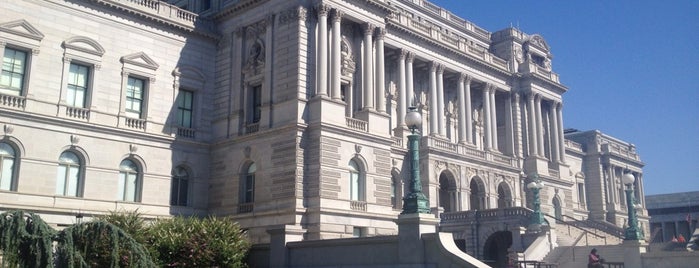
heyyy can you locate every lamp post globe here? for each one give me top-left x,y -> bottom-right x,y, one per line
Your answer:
401,107 -> 430,214
622,172 -> 635,185
405,108 -> 422,132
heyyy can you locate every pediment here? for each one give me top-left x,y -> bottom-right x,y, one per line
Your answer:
120,52 -> 159,70
62,36 -> 105,56
526,34 -> 550,52
0,19 -> 44,41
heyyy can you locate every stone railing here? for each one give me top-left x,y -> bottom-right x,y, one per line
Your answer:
0,94 -> 25,109
387,5 -> 508,72
423,136 -> 516,167
346,117 -> 368,132
548,168 -> 560,177
601,143 -> 640,161
238,203 -> 253,213
245,123 -> 259,134
564,139 -> 583,153
65,106 -> 90,120
440,207 -> 532,225
392,136 -> 403,148
97,0 -> 211,31
176,127 -> 195,138
125,117 -> 146,130
350,200 -> 367,211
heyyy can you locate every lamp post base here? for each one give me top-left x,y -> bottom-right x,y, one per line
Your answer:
402,192 -> 430,214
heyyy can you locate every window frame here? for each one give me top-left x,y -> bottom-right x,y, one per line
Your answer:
118,159 -> 142,202
55,151 -> 84,197
176,89 -> 194,128
0,47 -> 28,96
241,162 -> 256,204
170,166 -> 190,206
349,160 -> 365,201
125,76 -> 146,118
0,142 -> 18,191
249,84 -> 262,124
65,62 -> 91,108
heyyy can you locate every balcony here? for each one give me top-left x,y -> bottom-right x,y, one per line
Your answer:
238,203 -> 253,213
125,117 -> 146,130
96,0 -> 202,30
65,106 -> 90,120
176,127 -> 195,138
422,136 -> 516,167
345,117 -> 368,132
0,93 -> 25,109
350,200 -> 367,211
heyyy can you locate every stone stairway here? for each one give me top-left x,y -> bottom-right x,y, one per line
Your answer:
545,245 -> 626,267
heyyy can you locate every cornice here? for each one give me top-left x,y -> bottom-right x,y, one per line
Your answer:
394,0 -> 491,44
386,22 -> 512,80
214,0 -> 268,21
79,0 -> 219,40
520,72 -> 568,93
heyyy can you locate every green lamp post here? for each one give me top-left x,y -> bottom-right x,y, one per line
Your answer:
401,107 -> 430,214
622,172 -> 643,240
527,173 -> 545,228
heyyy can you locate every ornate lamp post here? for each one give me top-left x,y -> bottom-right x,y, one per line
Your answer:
622,172 -> 642,240
401,107 -> 430,214
527,173 -> 545,228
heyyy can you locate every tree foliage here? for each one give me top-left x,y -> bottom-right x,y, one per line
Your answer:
0,210 -> 251,268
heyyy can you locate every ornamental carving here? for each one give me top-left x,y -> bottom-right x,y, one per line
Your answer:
340,38 -> 356,76
243,40 -> 265,75
279,6 -> 308,25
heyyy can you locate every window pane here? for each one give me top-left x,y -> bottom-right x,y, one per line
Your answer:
67,166 -> 80,197
56,165 -> 67,195
125,173 -> 137,202
170,178 -> 179,205
0,143 -> 15,156
1,158 -> 14,190
351,172 -> 359,201
178,180 -> 188,206
120,160 -> 137,172
1,49 -> 26,91
118,172 -> 126,200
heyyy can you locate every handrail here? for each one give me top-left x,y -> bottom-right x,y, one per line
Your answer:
561,214 -> 624,239
544,213 -> 607,241
554,232 -> 586,264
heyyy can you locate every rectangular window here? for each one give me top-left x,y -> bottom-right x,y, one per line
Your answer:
0,48 -> 27,95
126,76 -> 145,117
170,178 -> 189,206
353,227 -> 365,237
67,63 -> 90,107
200,0 -> 211,11
176,90 -> 194,128
250,85 -> 262,123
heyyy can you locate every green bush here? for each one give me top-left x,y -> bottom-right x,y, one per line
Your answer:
146,216 -> 250,267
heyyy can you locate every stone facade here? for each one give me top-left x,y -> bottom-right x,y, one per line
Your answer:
0,0 -> 648,251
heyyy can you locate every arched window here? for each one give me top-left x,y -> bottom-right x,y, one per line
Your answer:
118,159 -> 141,202
470,178 -> 485,210
439,173 -> 455,212
349,160 -> 364,201
56,151 -> 82,197
497,182 -> 512,208
170,166 -> 189,206
241,162 -> 256,204
0,143 -> 17,191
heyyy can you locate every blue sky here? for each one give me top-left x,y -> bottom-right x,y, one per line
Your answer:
430,0 -> 699,195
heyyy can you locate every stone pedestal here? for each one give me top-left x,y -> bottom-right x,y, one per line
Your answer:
622,239 -> 647,268
395,213 -> 439,264
524,156 -> 549,175
355,109 -> 391,137
308,95 -> 346,126
267,225 -> 306,268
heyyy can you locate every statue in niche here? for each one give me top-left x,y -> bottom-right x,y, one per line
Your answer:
244,41 -> 265,75
341,38 -> 356,76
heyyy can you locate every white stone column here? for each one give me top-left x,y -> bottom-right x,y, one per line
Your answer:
483,85 -> 492,150
362,23 -> 375,110
397,50 -> 407,127
375,28 -> 386,112
527,93 -> 538,156
457,74 -> 467,143
535,95 -> 545,157
490,86 -> 498,150
513,93 -> 523,157
464,76 -> 473,144
331,10 -> 342,100
263,15 -> 274,128
504,93 -> 514,155
429,62 -> 439,135
556,102 -> 566,163
437,65 -> 446,136
406,53 -> 415,107
316,4 -> 329,97
550,102 -> 560,163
